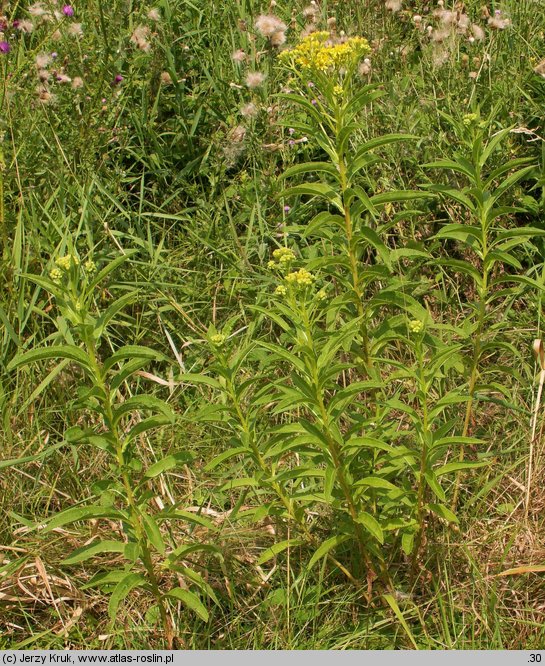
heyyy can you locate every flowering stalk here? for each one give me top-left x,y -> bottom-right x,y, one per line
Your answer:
409,320 -> 432,577
278,32 -> 417,374
208,322 -> 361,586
8,253 -> 213,646
82,329 -> 173,647
425,114 -> 537,510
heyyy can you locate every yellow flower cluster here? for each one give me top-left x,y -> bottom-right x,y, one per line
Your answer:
462,113 -> 478,126
55,254 -> 79,271
285,268 -> 315,287
84,259 -> 97,273
408,319 -> 424,334
210,333 -> 226,347
462,113 -> 486,129
49,268 -> 63,284
279,31 -> 370,73
268,247 -> 296,270
273,247 -> 296,263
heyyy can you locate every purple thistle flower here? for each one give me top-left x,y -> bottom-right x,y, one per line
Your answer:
113,74 -> 123,85
0,41 -> 10,54
283,205 -> 291,213
51,51 -> 58,59
311,99 -> 317,105
12,19 -> 20,28
62,5 -> 74,16
288,127 -> 295,135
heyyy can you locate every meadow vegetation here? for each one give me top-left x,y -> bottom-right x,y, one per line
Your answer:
1,0 -> 545,650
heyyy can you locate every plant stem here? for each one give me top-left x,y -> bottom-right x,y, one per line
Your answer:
336,117 -> 372,372
452,249 -> 488,510
300,309 -> 391,592
84,334 -> 173,647
224,363 -> 361,587
411,337 -> 430,580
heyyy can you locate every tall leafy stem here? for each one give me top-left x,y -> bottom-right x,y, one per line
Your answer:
425,112 -> 541,507
277,49 -> 419,374
7,251 -> 217,647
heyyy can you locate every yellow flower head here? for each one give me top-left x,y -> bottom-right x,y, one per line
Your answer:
317,288 -> 327,301
462,113 -> 479,127
275,285 -> 287,296
279,31 -> 370,73
55,255 -> 73,271
210,333 -> 227,347
55,254 -> 79,271
49,268 -> 63,284
273,247 -> 296,264
84,259 -> 97,274
285,268 -> 315,287
408,319 -> 424,334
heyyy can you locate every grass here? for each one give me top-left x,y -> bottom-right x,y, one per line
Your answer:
1,0 -> 545,650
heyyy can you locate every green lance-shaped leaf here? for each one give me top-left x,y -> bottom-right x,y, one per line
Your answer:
93,291 -> 140,340
424,158 -> 476,180
0,441 -> 64,471
104,346 -> 168,372
423,471 -> 446,502
110,358 -> 152,391
166,564 -> 219,605
164,588 -> 209,622
487,165 -> 535,202
142,513 -> 166,555
280,183 -> 343,211
343,84 -> 385,123
61,540 -> 126,565
279,161 -> 341,182
7,345 -> 91,373
353,227 -> 392,269
204,446 -> 250,471
112,394 -> 175,426
18,273 -> 64,300
307,534 -> 352,570
348,134 -> 418,182
159,510 -> 217,531
257,539 -> 306,565
427,503 -> 459,524
44,505 -> 127,532
370,190 -> 431,208
166,543 -> 223,566
177,373 -> 223,390
258,341 -> 308,374
435,460 -> 487,477
433,223 -> 483,246
108,572 -> 149,620
144,451 -> 193,478
87,249 -> 139,292
123,415 -> 173,447
484,156 -> 535,187
423,184 -> 475,211
383,594 -> 419,650
355,477 -> 400,493
355,512 -> 384,544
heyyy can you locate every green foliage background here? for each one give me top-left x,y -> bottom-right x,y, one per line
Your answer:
1,0 -> 545,650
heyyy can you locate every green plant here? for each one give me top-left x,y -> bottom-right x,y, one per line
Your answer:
424,110 -> 541,508
7,251 -> 218,647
